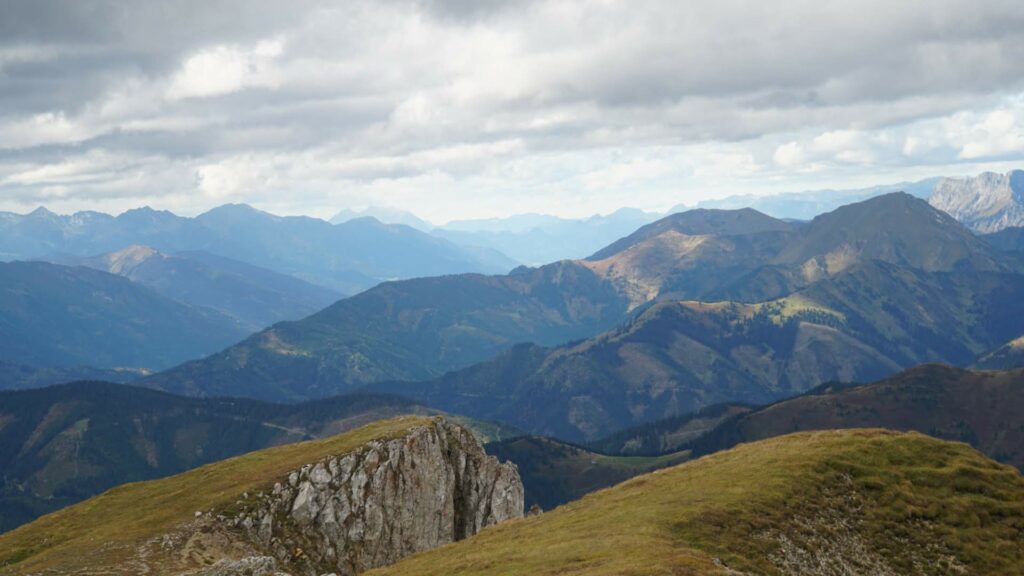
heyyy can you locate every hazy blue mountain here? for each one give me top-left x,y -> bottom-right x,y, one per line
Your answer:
0,261 -> 249,370
433,208 -> 660,265
0,204 -> 516,293
929,170 -> 1024,233
52,246 -> 342,332
691,177 -> 941,220
330,207 -> 434,231
0,361 -> 147,391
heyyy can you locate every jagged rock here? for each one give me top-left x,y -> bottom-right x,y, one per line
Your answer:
228,418 -> 523,576
929,169 -> 1024,233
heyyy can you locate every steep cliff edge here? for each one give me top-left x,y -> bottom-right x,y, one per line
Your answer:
0,416 -> 523,576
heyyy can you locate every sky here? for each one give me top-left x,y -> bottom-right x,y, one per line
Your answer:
1,0 -> 1023,224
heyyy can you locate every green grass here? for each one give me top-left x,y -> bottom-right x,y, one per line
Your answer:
371,429 -> 1024,576
0,416 -> 435,574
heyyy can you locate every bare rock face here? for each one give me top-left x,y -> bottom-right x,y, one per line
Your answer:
929,169 -> 1024,233
224,418 -> 523,576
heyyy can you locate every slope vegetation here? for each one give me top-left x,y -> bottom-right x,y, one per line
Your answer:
373,430 -> 1024,576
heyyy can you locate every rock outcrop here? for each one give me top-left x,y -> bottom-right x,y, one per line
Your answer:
224,418 -> 523,576
929,169 -> 1024,233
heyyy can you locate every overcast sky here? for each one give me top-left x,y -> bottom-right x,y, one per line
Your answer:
1,0 -> 1023,222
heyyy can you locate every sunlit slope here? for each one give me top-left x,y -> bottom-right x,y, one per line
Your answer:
373,429 -> 1024,576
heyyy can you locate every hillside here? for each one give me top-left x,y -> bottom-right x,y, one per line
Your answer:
579,193 -> 1011,308
142,261 -> 631,400
0,261 -> 248,370
0,382 -> 518,533
606,365 -> 1024,472
929,170 -> 1024,233
589,207 -> 794,260
375,260 -> 1024,442
0,204 -> 515,293
373,430 -> 1024,575
0,417 -> 524,575
55,246 -> 341,331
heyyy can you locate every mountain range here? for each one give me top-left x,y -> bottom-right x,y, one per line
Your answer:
0,261 -> 250,370
0,204 -> 515,294
135,193 -> 1024,444
51,246 -> 341,332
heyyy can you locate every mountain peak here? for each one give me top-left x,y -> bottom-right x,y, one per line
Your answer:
777,191 -> 1006,274
26,206 -> 58,219
929,169 -> 1024,233
589,206 -> 791,261
101,245 -> 162,274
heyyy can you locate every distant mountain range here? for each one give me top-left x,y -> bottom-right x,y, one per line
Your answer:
0,261 -> 250,371
694,177 -> 941,219
136,194 -> 1024,445
432,209 -> 660,266
51,246 -> 341,332
0,204 -> 516,293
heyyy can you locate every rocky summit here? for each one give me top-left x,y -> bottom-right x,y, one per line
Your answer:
0,417 -> 524,576
224,419 -> 523,576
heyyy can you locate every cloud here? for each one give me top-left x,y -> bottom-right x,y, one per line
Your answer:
1,0 -> 1024,218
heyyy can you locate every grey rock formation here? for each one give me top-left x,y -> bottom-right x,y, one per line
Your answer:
225,418 -> 523,576
929,170 -> 1024,233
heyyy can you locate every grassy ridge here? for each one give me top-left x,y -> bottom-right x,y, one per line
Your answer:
372,429 -> 1024,576
0,416 -> 433,574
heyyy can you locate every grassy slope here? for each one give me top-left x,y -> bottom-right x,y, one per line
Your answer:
0,416 -> 434,574
372,430 -> 1024,576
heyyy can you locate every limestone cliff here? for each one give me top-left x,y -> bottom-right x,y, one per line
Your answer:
215,418 -> 523,576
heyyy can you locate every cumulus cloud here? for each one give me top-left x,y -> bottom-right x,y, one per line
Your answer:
1,0 -> 1024,220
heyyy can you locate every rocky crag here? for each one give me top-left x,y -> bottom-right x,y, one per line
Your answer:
0,417 -> 523,576
221,419 -> 523,575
